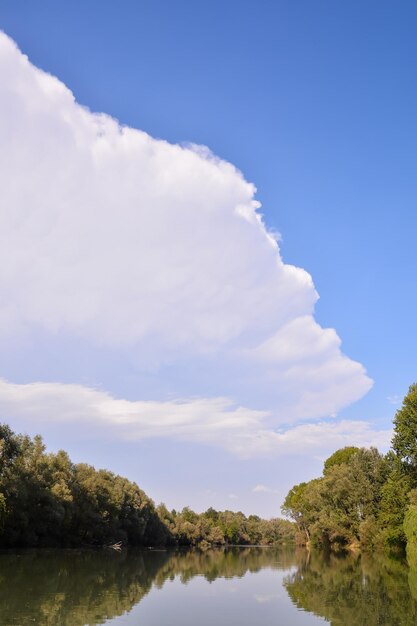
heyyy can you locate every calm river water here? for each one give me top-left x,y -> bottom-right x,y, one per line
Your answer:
0,546 -> 416,625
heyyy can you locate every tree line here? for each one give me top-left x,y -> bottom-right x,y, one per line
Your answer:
0,423 -> 294,548
283,383 -> 417,559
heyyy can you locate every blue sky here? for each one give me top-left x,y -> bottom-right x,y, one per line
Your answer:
0,1 -> 416,517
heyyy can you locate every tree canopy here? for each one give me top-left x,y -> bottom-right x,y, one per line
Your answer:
283,383 -> 417,556
0,423 -> 294,548
392,384 -> 417,472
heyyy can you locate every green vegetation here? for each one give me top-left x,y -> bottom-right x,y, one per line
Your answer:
0,423 -> 294,548
285,550 -> 417,625
157,504 -> 294,548
283,383 -> 417,557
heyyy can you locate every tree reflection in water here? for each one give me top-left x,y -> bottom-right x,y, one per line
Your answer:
1,547 -> 417,625
0,547 -> 297,625
285,550 -> 417,625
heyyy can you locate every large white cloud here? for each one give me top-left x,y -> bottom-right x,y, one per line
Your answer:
0,32 -> 311,352
0,32 -> 372,436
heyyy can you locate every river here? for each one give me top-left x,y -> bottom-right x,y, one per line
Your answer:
0,546 -> 416,625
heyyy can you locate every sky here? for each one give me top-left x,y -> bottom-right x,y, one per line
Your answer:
0,1 -> 416,517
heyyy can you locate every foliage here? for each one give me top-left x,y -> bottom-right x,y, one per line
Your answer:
323,446 -> 359,475
0,423 -> 295,548
283,448 -> 388,549
162,505 -> 295,547
404,505 -> 417,568
0,424 -> 170,547
392,383 -> 417,473
377,457 -> 413,547
282,385 -> 417,553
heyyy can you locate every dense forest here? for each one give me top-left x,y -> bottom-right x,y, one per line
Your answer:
283,383 -> 417,561
0,423 -> 294,548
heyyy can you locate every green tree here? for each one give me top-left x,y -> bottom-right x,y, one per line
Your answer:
284,448 -> 388,548
0,423 -> 294,548
392,383 -> 417,473
0,424 -> 21,473
404,500 -> 417,568
377,453 -> 412,548
282,480 -> 322,543
323,446 -> 359,475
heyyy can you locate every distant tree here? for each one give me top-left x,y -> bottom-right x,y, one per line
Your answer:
157,503 -> 174,526
203,507 -> 219,522
180,507 -> 198,524
282,481 -> 321,543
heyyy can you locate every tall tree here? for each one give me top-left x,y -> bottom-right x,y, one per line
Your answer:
392,383 -> 417,475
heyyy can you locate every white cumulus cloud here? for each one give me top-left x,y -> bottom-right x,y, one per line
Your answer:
0,32 -> 373,445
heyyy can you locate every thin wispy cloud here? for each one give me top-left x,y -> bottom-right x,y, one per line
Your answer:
387,395 -> 401,405
252,485 -> 279,494
0,379 -> 391,458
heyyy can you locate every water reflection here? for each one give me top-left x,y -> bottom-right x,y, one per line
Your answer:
0,549 -> 168,625
285,550 -> 417,625
0,547 -> 303,625
0,547 -> 416,625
